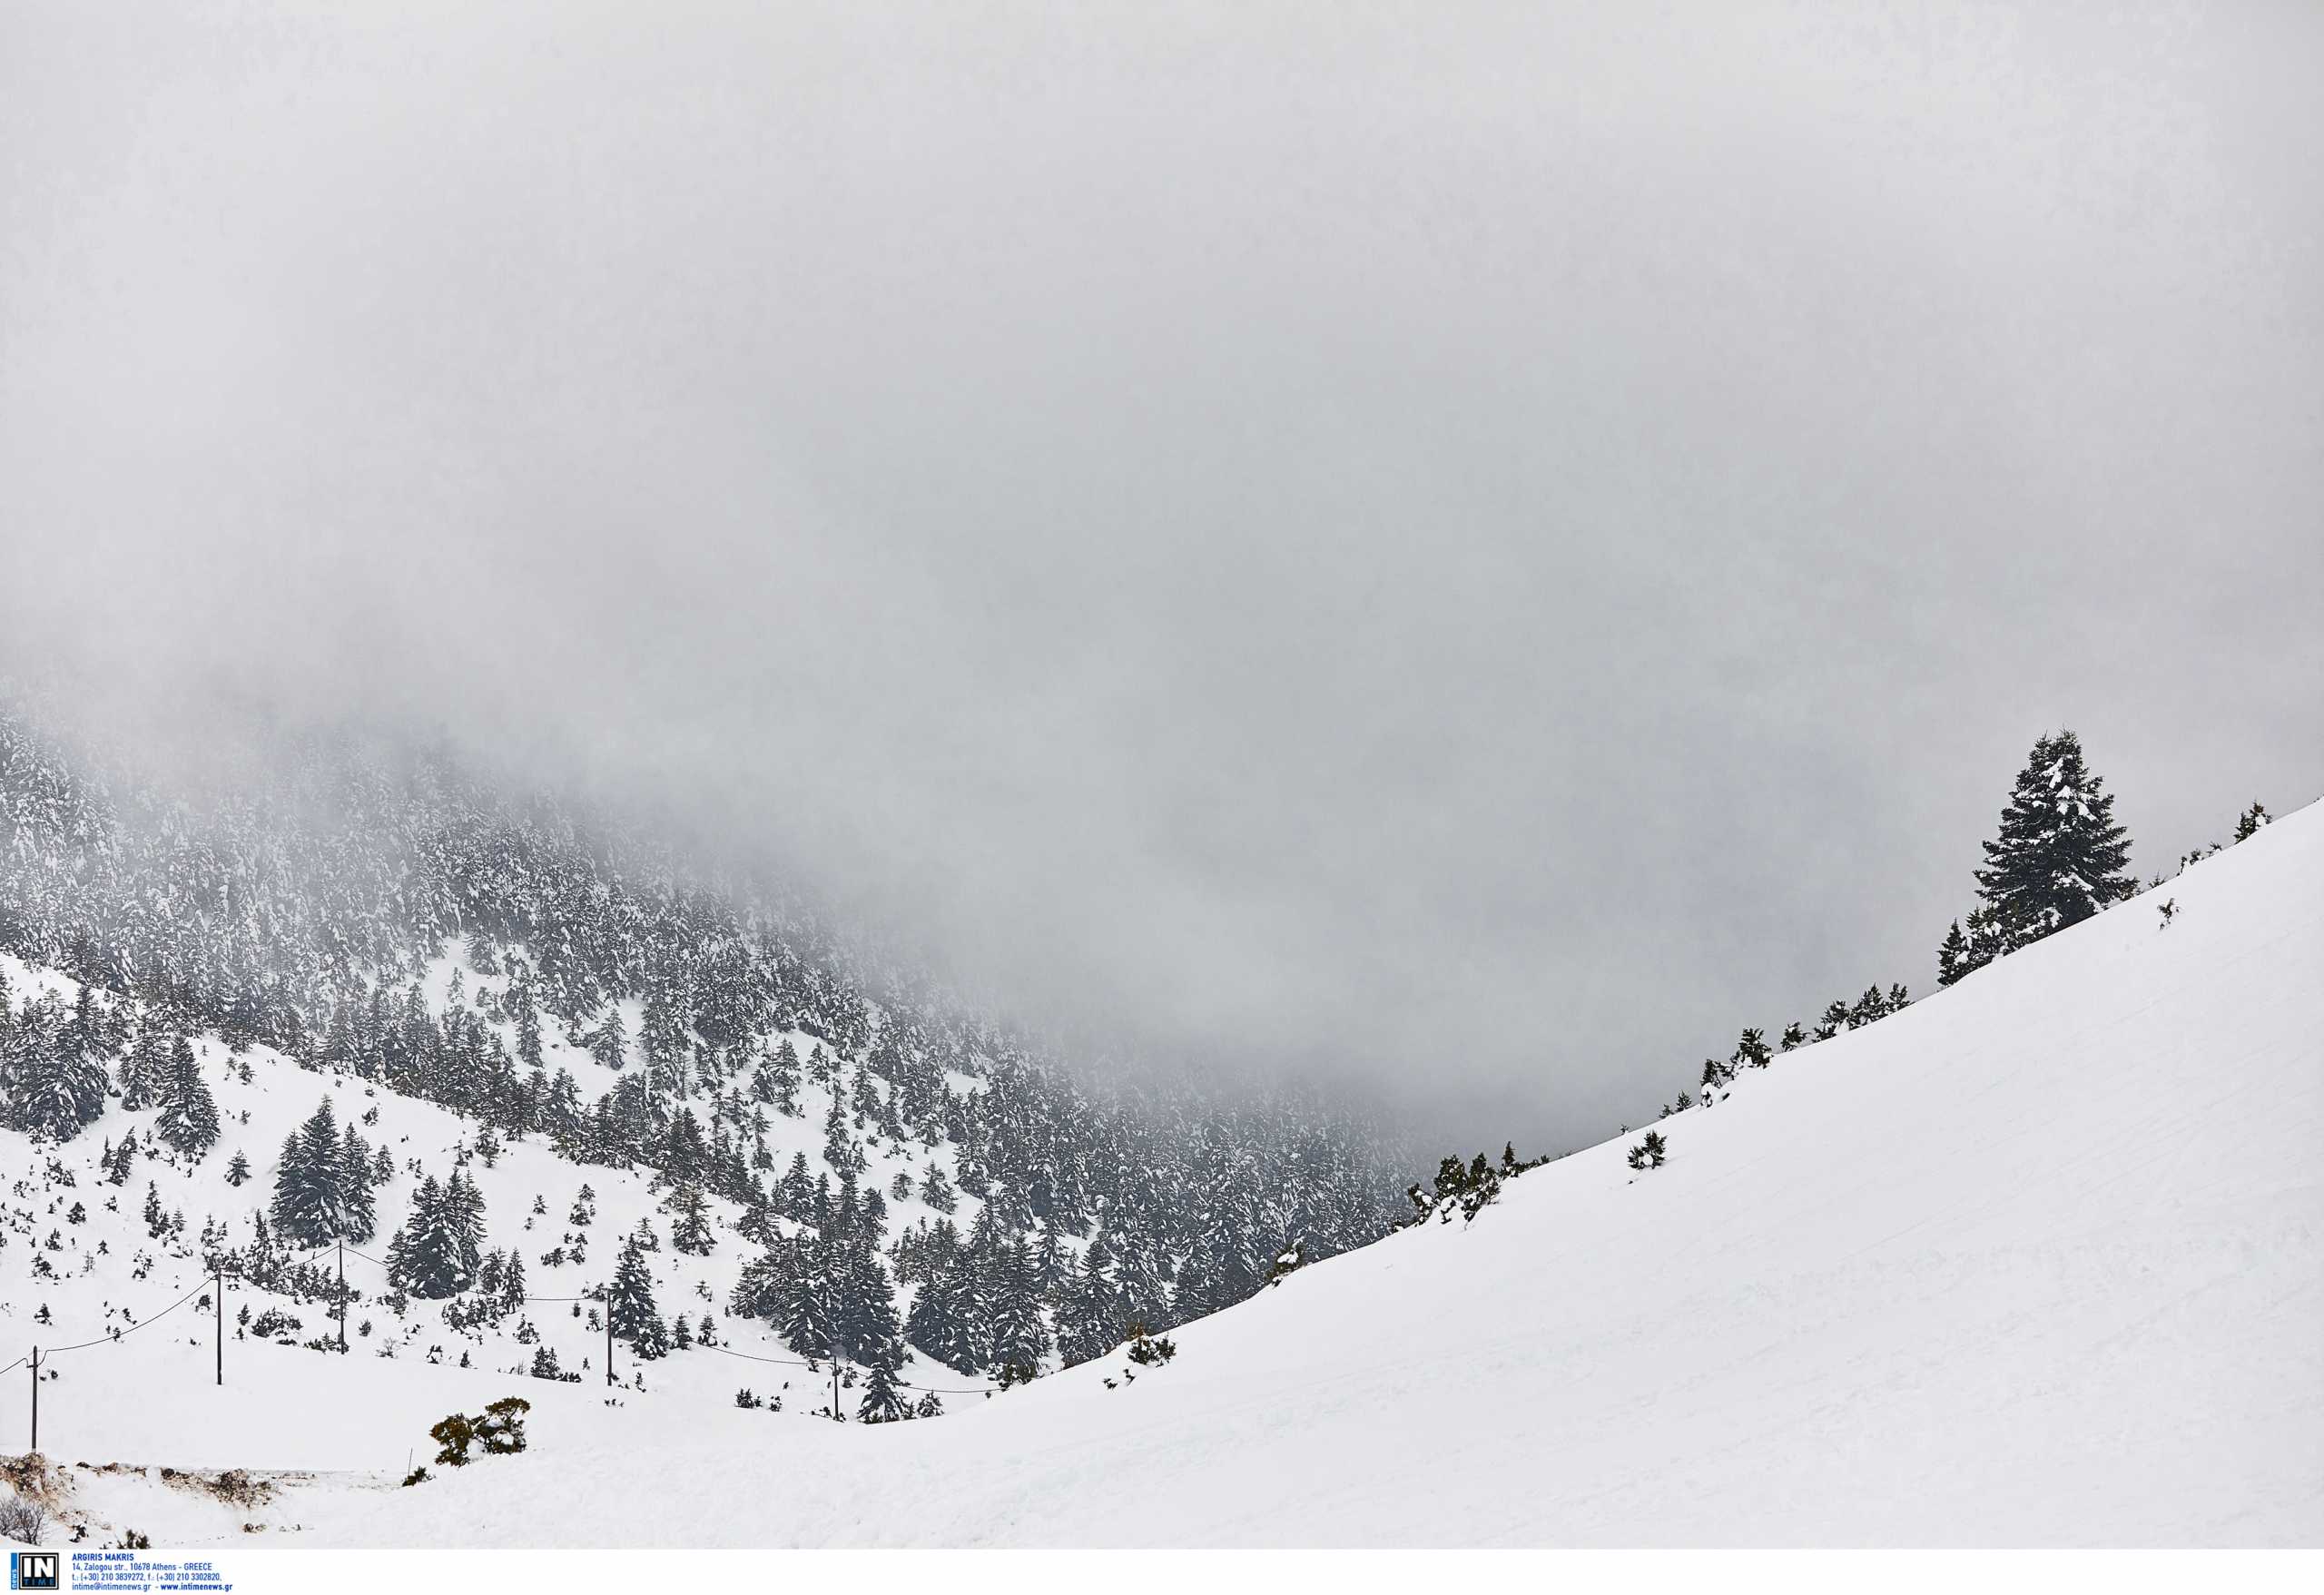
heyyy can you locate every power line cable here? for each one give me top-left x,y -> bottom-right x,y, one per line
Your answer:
41,1279 -> 209,1356
703,1341 -> 988,1394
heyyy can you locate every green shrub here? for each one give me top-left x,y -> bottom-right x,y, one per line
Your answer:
428,1395 -> 532,1467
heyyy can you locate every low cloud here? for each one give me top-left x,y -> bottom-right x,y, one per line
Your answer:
5,1 -> 2320,1146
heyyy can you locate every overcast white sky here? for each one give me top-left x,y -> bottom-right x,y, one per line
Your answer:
5,2 -> 2320,1147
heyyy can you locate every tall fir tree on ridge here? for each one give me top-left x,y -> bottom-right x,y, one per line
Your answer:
1940,730 -> 2135,985
1974,729 -> 2135,938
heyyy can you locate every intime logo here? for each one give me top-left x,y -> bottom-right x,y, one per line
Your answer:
8,1551 -> 60,1591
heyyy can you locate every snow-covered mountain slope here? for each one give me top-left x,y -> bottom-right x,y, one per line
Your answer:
0,939 -> 1000,1422
0,701 -> 1408,1452
9,801 -> 2318,1546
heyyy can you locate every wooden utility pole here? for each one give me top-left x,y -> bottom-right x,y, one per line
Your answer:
832,1361 -> 842,1423
337,1241 -> 347,1354
28,1346 -> 37,1452
214,1266 -> 224,1386
605,1295 -> 615,1388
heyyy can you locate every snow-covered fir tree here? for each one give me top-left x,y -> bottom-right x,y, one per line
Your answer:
387,1172 -> 487,1299
606,1232 -> 666,1356
1973,730 -> 2136,945
1,987 -> 108,1140
856,1362 -> 911,1423
153,1036 -> 220,1157
271,1098 -> 377,1247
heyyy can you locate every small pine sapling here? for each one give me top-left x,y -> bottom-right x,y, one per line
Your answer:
1125,1324 -> 1177,1367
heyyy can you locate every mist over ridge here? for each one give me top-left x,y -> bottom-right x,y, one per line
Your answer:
5,1 -> 2320,1150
